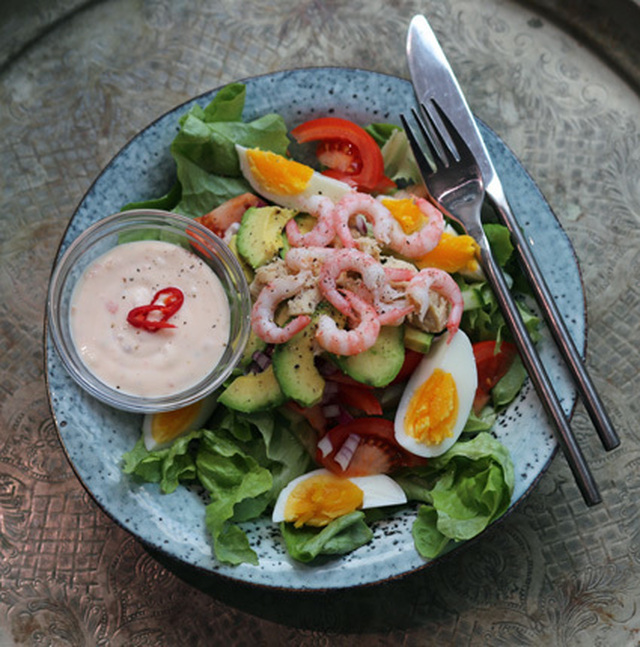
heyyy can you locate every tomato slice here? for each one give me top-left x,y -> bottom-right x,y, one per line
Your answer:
286,401 -> 327,435
391,349 -> 424,385
291,117 -> 395,193
472,340 -> 518,413
316,417 -> 425,477
335,383 -> 383,416
316,140 -> 362,175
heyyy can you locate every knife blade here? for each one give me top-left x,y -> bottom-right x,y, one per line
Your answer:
407,14 -> 619,452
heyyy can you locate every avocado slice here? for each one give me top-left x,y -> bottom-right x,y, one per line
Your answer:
403,325 -> 434,355
227,233 -> 254,284
237,327 -> 268,369
273,324 -> 325,407
334,325 -> 405,387
236,206 -> 297,269
218,365 -> 285,413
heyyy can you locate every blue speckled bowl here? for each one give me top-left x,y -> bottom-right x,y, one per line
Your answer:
45,68 -> 585,591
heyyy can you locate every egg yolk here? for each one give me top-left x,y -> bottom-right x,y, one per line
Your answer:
246,149 -> 314,196
284,473 -> 364,528
381,197 -> 425,234
149,401 -> 202,444
404,369 -> 459,446
416,231 -> 480,274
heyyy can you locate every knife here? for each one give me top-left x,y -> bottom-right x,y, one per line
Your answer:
407,14 -> 620,452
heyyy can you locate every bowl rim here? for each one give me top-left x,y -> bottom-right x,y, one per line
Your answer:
46,208 -> 251,413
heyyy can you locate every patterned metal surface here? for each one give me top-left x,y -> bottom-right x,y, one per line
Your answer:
1,0 -> 639,644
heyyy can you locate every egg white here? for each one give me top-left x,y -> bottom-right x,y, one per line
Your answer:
394,329 -> 477,458
272,468 -> 407,524
236,145 -> 352,211
142,392 -> 218,451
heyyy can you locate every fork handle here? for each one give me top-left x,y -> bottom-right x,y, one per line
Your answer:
473,228 -> 602,506
486,185 -> 620,452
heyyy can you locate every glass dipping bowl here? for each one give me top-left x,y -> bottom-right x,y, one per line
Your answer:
47,209 -> 251,413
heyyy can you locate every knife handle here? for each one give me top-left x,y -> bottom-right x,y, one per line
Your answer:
486,182 -> 620,451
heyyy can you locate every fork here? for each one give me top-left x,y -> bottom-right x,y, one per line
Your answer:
400,100 -> 602,506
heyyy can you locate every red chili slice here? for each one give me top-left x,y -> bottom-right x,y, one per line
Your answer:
127,287 -> 184,332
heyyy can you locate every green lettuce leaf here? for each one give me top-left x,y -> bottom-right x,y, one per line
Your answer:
492,354 -> 528,408
459,272 -> 540,345
395,432 -> 515,559
380,129 -> 422,184
171,152 -> 253,218
197,430 -> 273,566
463,407 -> 497,433
122,430 -> 201,493
121,180 -> 182,213
484,222 -> 514,267
280,511 -> 373,563
213,407 -> 313,502
124,82 -> 291,218
364,122 -> 399,146
121,404 -> 312,566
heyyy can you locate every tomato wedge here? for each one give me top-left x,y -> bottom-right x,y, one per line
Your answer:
316,417 -> 425,477
335,383 -> 383,416
286,401 -> 327,436
472,340 -> 518,413
291,117 -> 395,193
391,349 -> 424,385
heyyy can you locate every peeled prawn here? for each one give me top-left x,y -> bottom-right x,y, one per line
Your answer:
285,195 -> 337,248
383,197 -> 445,259
251,275 -> 312,344
333,193 -> 392,249
315,291 -> 381,356
284,246 -> 335,274
318,248 -> 398,319
406,268 -> 464,338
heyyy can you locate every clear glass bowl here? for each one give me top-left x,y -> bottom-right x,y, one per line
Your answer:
47,209 -> 251,413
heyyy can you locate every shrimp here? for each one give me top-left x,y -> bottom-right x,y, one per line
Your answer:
285,195 -> 337,248
377,302 -> 415,327
315,290 -> 381,356
196,192 -> 263,237
284,246 -> 335,274
406,268 -> 464,339
383,265 -> 417,283
381,196 -> 445,259
251,274 -> 312,344
333,192 -> 392,249
318,248 -> 397,318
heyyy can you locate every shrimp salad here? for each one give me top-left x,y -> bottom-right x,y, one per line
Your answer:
122,83 -> 538,567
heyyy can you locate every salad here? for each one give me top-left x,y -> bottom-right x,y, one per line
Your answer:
121,82 -> 539,566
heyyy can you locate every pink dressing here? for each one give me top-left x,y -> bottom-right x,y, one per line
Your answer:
70,240 -> 230,397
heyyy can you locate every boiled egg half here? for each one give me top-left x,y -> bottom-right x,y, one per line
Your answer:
236,145 -> 352,211
272,468 -> 407,528
142,393 -> 218,451
394,329 -> 477,458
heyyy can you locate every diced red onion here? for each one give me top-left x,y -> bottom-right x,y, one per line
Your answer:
334,433 -> 361,471
322,381 -> 340,401
317,434 -> 333,458
322,404 -> 341,419
355,214 -> 368,236
252,350 -> 272,371
223,222 -> 241,243
316,356 -> 339,377
337,409 -> 354,425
